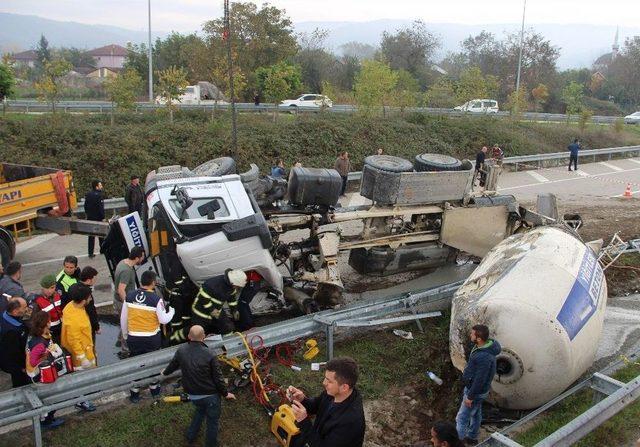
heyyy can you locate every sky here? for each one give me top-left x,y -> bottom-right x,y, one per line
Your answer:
1,0 -> 638,32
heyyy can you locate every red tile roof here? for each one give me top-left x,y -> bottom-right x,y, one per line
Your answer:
86,44 -> 128,57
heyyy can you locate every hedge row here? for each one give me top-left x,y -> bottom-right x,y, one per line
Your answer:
1,111 -> 638,198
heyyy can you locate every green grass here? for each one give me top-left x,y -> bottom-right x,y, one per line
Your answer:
1,316 -> 458,447
514,363 -> 640,446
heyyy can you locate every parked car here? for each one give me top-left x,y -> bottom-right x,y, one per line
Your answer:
279,94 -> 333,109
624,111 -> 640,124
454,99 -> 499,114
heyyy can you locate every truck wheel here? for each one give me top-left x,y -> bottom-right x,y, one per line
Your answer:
193,157 -> 237,176
0,239 -> 11,268
414,153 -> 462,172
359,164 -> 401,204
364,155 -> 413,173
240,164 -> 260,183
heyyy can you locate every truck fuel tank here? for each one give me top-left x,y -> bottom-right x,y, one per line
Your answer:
450,226 -> 607,410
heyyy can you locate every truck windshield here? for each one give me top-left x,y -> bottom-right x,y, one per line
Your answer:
169,197 -> 230,220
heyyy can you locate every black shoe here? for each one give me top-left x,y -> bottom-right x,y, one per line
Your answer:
568,168 -> 572,171
41,418 -> 65,430
464,438 -> 479,446
88,254 -> 96,259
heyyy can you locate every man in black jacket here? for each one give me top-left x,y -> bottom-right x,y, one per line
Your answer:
456,324 -> 501,445
84,180 -> 105,258
124,175 -> 144,215
0,298 -> 29,387
162,325 -> 236,446
287,356 -> 365,447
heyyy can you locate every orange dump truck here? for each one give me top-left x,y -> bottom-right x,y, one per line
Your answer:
0,163 -> 77,265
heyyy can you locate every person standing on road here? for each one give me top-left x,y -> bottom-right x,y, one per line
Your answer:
61,284 -> 97,412
567,138 -> 581,171
334,151 -> 352,196
287,356 -> 366,447
456,324 -> 501,445
84,180 -> 105,259
56,255 -> 80,308
0,261 -> 26,312
121,270 -> 174,402
491,144 -> 504,165
474,147 -> 488,188
161,325 -> 236,447
113,246 -> 145,356
0,297 -> 30,387
125,175 -> 145,215
68,267 -> 101,344
31,274 -> 63,343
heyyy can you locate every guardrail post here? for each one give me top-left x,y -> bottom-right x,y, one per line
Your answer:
26,105 -> 29,113
326,324 -> 334,361
32,415 -> 43,447
515,163 -> 519,172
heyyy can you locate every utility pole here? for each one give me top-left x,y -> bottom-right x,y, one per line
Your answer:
515,0 -> 527,94
224,0 -> 238,160
148,0 -> 153,102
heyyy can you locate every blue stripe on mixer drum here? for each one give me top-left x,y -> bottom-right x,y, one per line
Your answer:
556,250 -> 604,340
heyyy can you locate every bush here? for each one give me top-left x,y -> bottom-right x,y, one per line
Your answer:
1,112 -> 639,197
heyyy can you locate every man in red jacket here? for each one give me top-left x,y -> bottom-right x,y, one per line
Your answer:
32,274 -> 63,343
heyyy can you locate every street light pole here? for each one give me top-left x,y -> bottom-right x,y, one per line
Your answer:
515,0 -> 527,94
224,0 -> 238,160
148,0 -> 153,102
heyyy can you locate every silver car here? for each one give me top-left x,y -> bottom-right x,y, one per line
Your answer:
624,111 -> 640,124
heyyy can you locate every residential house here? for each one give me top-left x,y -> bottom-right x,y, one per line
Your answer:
9,50 -> 38,68
86,44 -> 128,70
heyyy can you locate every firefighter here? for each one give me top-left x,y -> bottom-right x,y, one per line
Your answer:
191,269 -> 247,335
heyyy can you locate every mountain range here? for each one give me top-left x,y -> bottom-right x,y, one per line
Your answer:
1,12 -> 638,69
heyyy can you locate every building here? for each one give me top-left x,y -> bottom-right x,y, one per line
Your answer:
9,50 -> 38,68
86,44 -> 128,70
593,27 -> 621,72
86,67 -> 121,79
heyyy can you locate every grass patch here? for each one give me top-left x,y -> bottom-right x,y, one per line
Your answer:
1,316 -> 458,447
514,362 -> 640,446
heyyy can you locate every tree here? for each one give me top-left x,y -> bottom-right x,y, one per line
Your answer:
294,29 -> 337,93
256,62 -> 302,119
392,69 -> 420,113
104,69 -> 143,125
34,59 -> 72,113
211,49 -> 247,102
55,47 -> 96,68
561,81 -> 584,118
454,67 -> 498,104
35,34 -> 51,72
0,62 -> 16,114
531,83 -> 550,112
123,42 -> 150,86
602,36 -> 640,109
156,66 -> 188,123
203,1 -> 298,96
424,78 -> 457,108
353,60 -> 398,116
505,86 -> 528,116
339,41 -> 376,61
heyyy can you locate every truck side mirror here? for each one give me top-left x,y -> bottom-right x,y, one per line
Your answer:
198,199 -> 221,220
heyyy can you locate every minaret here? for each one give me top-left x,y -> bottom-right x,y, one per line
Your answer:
612,26 -> 620,59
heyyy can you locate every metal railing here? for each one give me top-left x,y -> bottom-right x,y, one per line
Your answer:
0,281 -> 462,447
3,99 -> 631,124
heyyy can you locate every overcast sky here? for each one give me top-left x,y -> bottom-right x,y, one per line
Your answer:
1,0 -> 637,32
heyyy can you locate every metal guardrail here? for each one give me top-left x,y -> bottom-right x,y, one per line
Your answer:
73,144 -> 640,213
4,99 -> 630,124
0,281 -> 462,447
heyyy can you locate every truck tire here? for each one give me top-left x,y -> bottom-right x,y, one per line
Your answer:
0,239 -> 11,268
359,164 -> 401,205
240,164 -> 260,183
414,153 -> 462,172
364,155 -> 413,173
193,157 -> 237,176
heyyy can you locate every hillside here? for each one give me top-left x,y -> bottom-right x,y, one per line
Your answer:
1,112 -> 639,197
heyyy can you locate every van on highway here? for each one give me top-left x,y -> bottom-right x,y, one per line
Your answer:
454,99 -> 499,114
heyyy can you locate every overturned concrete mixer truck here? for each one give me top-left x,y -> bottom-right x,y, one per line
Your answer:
99,153 -> 580,343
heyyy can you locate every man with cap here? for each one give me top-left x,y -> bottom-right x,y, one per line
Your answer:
31,274 -> 63,343
125,175 -> 144,214
190,269 -> 247,335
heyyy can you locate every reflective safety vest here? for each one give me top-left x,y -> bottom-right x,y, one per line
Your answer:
33,293 -> 63,328
56,271 -> 78,293
192,285 -> 238,321
126,288 -> 162,337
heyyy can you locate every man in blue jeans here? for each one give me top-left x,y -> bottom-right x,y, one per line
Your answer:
456,324 -> 501,446
162,325 -> 236,446
567,138 -> 581,171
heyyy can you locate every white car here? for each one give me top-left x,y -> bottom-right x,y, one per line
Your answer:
280,94 -> 333,109
624,111 -> 640,124
454,99 -> 499,114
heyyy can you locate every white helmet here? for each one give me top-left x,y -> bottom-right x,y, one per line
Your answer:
227,269 -> 247,288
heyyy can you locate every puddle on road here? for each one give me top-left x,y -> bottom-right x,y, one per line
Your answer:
95,317 -> 121,366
